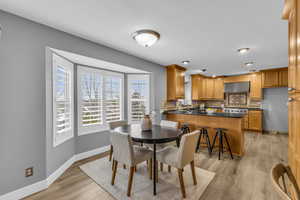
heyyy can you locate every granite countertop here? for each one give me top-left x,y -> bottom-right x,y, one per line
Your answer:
164,110 -> 245,118
205,106 -> 263,111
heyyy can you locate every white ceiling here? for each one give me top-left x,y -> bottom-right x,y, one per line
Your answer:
0,0 -> 288,76
51,48 -> 148,74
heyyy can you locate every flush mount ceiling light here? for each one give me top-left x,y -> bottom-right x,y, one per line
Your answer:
182,60 -> 190,65
212,74 -> 216,78
132,29 -> 160,47
244,62 -> 254,67
237,48 -> 250,54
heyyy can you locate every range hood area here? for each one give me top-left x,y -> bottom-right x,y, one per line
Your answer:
224,81 -> 250,93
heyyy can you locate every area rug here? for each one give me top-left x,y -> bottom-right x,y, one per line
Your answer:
80,157 -> 215,200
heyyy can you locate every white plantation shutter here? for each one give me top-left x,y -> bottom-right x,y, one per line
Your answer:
53,54 -> 74,147
78,66 -> 124,135
104,76 -> 122,122
128,74 -> 150,124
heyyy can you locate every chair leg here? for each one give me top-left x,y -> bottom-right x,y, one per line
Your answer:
168,165 -> 171,172
149,159 -> 152,179
111,159 -> 115,170
224,133 -> 234,159
155,160 -> 158,183
205,131 -> 212,155
177,168 -> 186,198
218,132 -> 222,160
190,161 -> 197,185
211,132 -> 218,152
196,131 -> 202,152
127,166 -> 135,197
109,145 -> 113,161
160,162 -> 163,171
123,164 -> 126,169
134,166 -> 137,172
111,160 -> 118,185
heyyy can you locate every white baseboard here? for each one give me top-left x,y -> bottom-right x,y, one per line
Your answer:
0,145 -> 110,200
74,145 -> 110,162
0,180 -> 47,200
46,156 -> 75,186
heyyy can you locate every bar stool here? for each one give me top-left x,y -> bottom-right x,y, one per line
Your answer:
211,128 -> 233,160
177,123 -> 191,147
195,126 -> 211,155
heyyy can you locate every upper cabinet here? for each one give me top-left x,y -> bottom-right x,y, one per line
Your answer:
191,75 -> 224,100
262,67 -> 288,88
249,72 -> 262,99
166,65 -> 186,100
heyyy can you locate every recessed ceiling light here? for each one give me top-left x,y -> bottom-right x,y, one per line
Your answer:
182,60 -> 190,65
237,48 -> 250,54
201,69 -> 207,72
244,62 -> 254,67
132,29 -> 160,47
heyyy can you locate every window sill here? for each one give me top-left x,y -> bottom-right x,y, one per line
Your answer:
78,127 -> 110,136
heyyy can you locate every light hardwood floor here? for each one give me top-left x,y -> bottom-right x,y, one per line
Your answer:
25,132 -> 287,200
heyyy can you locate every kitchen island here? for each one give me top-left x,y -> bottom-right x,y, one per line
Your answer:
164,110 -> 245,156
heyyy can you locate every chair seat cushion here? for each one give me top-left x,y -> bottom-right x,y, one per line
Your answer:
133,146 -> 152,165
156,146 -> 179,168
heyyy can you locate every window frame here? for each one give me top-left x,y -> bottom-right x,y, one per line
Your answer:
52,54 -> 74,147
127,74 -> 151,124
77,66 -> 124,136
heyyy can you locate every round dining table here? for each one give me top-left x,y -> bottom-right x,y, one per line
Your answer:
113,124 -> 183,195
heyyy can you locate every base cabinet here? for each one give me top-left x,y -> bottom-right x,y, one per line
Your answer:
248,110 -> 262,132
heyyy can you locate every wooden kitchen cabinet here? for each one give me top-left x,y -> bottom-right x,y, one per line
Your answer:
262,68 -> 288,88
248,110 -> 262,132
214,78 -> 224,99
243,114 -> 249,130
249,72 -> 262,99
205,78 -> 215,99
191,74 -> 204,100
278,68 -> 288,87
166,65 -> 186,100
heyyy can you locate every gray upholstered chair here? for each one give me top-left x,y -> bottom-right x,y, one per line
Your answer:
108,120 -> 128,161
110,131 -> 152,197
271,163 -> 300,200
156,130 -> 200,198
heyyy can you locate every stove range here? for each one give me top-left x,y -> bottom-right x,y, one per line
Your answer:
223,108 -> 248,114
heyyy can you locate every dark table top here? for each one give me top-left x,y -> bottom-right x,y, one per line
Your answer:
164,110 -> 245,118
113,124 -> 182,144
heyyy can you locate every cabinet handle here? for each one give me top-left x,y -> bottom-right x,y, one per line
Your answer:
288,97 -> 294,102
288,87 -> 295,91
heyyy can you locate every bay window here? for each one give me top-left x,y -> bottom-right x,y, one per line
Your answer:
78,66 -> 124,135
52,54 -> 74,147
127,74 -> 150,124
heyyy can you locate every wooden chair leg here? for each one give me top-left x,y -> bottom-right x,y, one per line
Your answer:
168,165 -> 171,172
149,159 -> 152,179
111,160 -> 118,185
190,161 -> 197,185
134,166 -> 137,172
111,159 -> 115,170
156,160 -> 159,183
160,162 -> 164,171
127,166 -> 135,197
109,145 -> 113,161
177,168 -> 186,198
123,164 -> 126,169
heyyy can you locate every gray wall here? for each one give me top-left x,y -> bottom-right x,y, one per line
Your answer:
0,10 -> 165,196
262,87 -> 288,133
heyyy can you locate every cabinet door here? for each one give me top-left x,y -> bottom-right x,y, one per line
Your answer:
191,75 -> 199,100
213,78 -> 224,99
262,71 -> 279,88
248,110 -> 262,131
206,79 -> 215,99
167,68 -> 176,100
175,69 -> 185,99
288,93 -> 300,186
250,73 -> 262,99
278,69 -> 288,87
243,114 -> 249,129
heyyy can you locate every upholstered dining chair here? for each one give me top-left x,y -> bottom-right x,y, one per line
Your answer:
156,130 -> 200,198
108,120 -> 128,162
110,131 -> 153,197
271,163 -> 300,200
